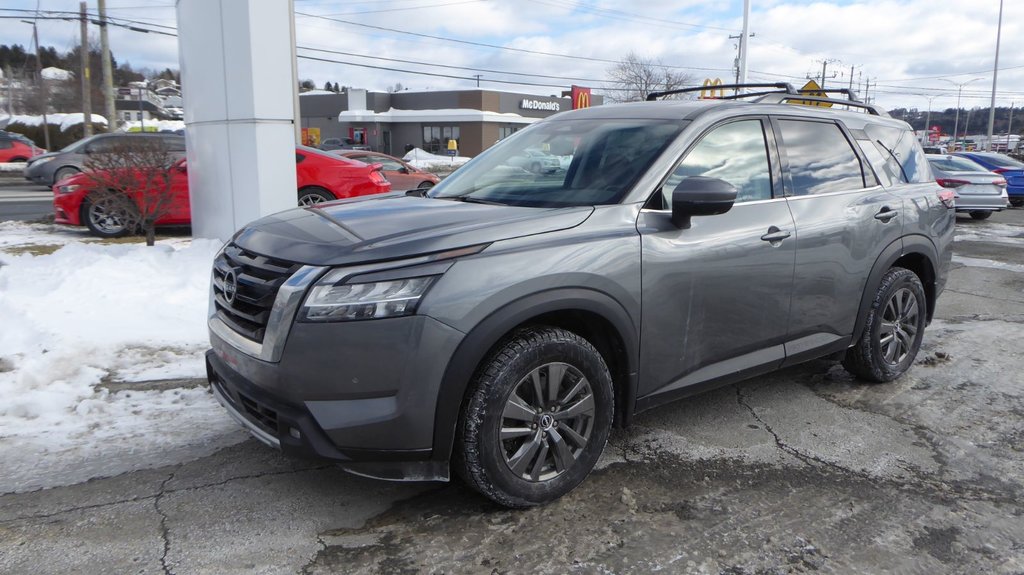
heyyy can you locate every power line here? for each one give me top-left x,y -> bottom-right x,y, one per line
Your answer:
524,0 -> 739,33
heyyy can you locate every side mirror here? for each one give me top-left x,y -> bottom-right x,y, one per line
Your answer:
671,176 -> 738,229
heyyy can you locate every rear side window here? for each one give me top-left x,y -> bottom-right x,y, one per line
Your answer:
777,119 -> 865,195
864,124 -> 931,183
975,153 -> 1024,169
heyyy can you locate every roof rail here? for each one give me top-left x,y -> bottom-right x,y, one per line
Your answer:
645,83 -> 797,101
644,82 -> 890,117
754,92 -> 890,117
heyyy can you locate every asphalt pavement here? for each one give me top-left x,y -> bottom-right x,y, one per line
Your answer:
0,176 -> 52,223
1,208 -> 1023,574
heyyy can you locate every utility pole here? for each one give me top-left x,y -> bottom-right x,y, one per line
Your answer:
24,20 -> 51,150
985,0 -> 1004,151
98,0 -> 116,132
815,58 -> 840,89
848,65 -> 855,92
473,74 -> 482,87
79,2 -> 93,137
737,0 -> 750,89
1005,102 -> 1014,152
4,64 -> 13,116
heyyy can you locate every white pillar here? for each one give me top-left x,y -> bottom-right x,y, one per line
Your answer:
176,0 -> 298,241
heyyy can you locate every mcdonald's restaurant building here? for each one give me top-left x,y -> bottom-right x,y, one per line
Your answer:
298,86 -> 603,157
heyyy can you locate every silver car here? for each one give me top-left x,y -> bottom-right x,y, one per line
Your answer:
926,154 -> 1010,220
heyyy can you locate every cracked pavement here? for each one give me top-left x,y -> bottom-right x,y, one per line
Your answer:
2,210 -> 1024,574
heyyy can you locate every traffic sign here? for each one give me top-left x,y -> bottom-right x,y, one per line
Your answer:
791,80 -> 832,108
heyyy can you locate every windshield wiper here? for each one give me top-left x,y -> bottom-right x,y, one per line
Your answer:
440,195 -> 508,206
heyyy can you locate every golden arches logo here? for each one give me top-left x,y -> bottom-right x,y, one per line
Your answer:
571,85 -> 592,109
700,78 -> 725,99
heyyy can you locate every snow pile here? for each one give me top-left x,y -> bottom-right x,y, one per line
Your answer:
402,147 -> 472,169
41,67 -> 73,81
0,113 -> 108,131
0,222 -> 245,493
121,119 -> 185,133
0,163 -> 26,172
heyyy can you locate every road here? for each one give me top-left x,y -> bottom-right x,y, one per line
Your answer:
0,179 -> 53,222
1,209 -> 1023,574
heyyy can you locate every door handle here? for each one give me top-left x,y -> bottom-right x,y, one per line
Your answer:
760,226 -> 791,243
874,207 -> 899,222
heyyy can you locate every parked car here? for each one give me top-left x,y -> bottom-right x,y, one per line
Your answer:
921,145 -> 945,155
319,137 -> 370,151
926,154 -> 1009,219
0,131 -> 44,162
952,151 -> 1024,206
335,151 -> 440,191
53,145 -> 391,237
26,132 -> 186,187
505,148 -> 561,173
205,85 -> 954,508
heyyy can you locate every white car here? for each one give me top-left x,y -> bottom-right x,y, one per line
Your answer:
927,154 -> 1010,220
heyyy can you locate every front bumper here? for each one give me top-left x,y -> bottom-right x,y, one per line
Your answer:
207,313 -> 465,481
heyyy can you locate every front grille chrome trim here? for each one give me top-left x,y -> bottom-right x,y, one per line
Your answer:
210,264 -> 327,362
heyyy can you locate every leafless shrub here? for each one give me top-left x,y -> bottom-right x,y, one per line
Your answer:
83,137 -> 180,246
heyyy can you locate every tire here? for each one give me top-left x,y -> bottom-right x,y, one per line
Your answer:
843,267 -> 927,383
969,211 -> 993,220
297,187 -> 336,206
454,326 -> 614,508
53,166 -> 79,184
1009,199 -> 1023,208
418,181 -> 435,189
82,194 -> 138,238
8,157 -> 28,163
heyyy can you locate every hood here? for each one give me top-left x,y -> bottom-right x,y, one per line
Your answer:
234,193 -> 594,266
27,151 -> 60,165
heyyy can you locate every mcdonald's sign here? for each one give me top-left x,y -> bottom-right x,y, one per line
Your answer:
571,85 -> 592,110
700,78 -> 725,99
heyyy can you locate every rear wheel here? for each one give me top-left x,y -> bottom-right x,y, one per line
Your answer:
418,181 -> 435,189
969,211 -> 993,220
843,267 -> 926,383
297,187 -> 336,206
1009,199 -> 1023,208
455,326 -> 614,508
8,156 -> 27,163
82,194 -> 138,238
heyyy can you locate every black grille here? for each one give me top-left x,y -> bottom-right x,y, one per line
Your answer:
212,243 -> 301,343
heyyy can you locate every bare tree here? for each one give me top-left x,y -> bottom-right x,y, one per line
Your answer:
605,52 -> 694,103
83,137 -> 180,246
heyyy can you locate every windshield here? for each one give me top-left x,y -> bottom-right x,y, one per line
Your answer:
62,134 -> 103,153
928,156 -> 986,172
427,118 -> 685,207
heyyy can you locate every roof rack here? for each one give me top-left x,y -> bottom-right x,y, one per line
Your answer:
645,82 -> 890,117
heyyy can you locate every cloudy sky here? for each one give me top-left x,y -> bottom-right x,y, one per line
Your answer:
1,0 -> 1019,114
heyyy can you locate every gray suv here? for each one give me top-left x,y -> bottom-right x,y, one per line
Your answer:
206,84 -> 954,507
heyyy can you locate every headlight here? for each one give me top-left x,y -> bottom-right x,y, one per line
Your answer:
31,156 -> 55,166
300,273 -> 438,322
57,184 -> 81,194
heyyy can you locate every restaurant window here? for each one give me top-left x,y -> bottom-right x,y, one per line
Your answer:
423,125 -> 460,154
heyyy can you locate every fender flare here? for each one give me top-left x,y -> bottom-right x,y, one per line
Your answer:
429,288 -> 639,464
852,235 -> 938,342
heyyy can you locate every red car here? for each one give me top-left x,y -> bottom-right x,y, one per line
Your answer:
0,132 -> 44,162
53,145 -> 391,237
336,150 -> 441,191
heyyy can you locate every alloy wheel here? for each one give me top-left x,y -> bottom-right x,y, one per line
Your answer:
879,287 -> 919,365
499,362 -> 595,482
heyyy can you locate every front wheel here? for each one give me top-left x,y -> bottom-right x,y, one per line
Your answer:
843,267 -> 927,382
969,210 -> 993,220
82,194 -> 138,238
455,326 -> 614,508
297,187 -> 336,206
53,166 -> 79,184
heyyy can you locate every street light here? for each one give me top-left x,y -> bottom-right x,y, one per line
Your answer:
919,93 -> 949,145
985,0 -> 1004,151
941,78 -> 983,151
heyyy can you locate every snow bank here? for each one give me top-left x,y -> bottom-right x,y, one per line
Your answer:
402,147 -> 472,170
0,223 -> 245,493
0,113 -> 108,131
121,119 -> 185,133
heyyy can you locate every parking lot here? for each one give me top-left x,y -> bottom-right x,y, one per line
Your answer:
1,208 -> 1023,575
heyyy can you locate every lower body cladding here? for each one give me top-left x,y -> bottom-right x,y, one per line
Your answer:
206,313 -> 465,481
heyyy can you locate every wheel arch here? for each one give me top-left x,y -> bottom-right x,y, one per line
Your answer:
852,235 -> 938,342
431,288 -> 639,464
